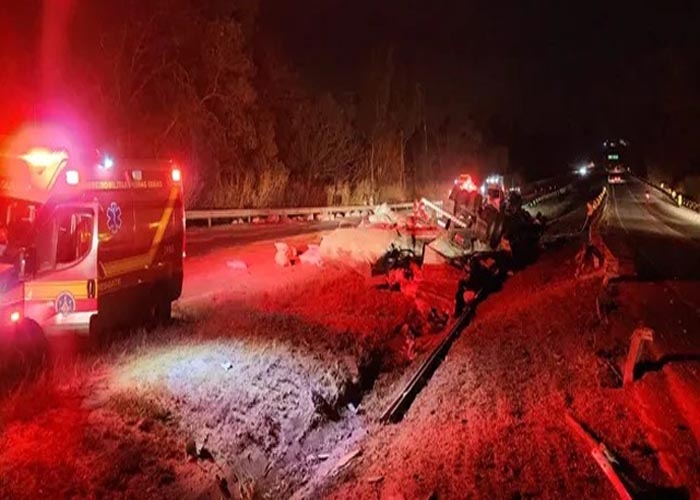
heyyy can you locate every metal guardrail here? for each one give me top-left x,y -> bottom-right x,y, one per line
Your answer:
636,176 -> 700,213
186,175 -> 571,228
523,183 -> 573,208
187,202 -> 415,227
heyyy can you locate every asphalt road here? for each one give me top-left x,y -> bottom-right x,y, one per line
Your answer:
605,177 -> 700,281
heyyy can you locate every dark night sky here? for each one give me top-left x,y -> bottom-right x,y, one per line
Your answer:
263,0 -> 700,170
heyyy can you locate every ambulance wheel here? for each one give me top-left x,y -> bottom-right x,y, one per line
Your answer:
13,320 -> 48,371
156,298 -> 172,326
146,294 -> 172,330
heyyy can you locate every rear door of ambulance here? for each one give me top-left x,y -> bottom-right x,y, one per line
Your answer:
129,163 -> 183,301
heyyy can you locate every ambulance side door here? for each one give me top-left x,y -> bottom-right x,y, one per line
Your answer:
95,190 -> 135,286
25,202 -> 99,331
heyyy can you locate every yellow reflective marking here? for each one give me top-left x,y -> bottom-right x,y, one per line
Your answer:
25,281 -> 88,300
102,186 -> 179,278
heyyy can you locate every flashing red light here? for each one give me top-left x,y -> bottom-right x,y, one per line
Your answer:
20,148 -> 68,168
65,169 -> 80,185
454,174 -> 477,192
10,311 -> 21,323
171,168 -> 182,182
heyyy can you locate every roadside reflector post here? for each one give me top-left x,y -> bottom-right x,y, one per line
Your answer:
623,327 -> 654,386
678,194 -> 683,207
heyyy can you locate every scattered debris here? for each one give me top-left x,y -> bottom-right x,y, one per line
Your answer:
332,449 -> 362,476
137,418 -> 154,432
311,390 -> 341,422
368,203 -> 398,226
185,439 -> 198,461
427,308 -> 449,332
274,242 -> 297,267
216,475 -> 233,499
565,412 -> 633,500
623,327 -> 654,386
227,260 -> 248,270
299,244 -> 322,266
221,361 -> 234,371
198,447 -> 215,462
317,453 -> 330,461
367,475 -> 384,484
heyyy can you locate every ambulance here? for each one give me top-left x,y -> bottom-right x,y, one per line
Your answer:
0,144 -> 185,342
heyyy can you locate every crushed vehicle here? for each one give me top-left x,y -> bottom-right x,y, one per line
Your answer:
424,173 -> 545,264
0,139 -> 185,349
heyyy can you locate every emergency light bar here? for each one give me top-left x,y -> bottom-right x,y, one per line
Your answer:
171,168 -> 182,182
20,148 -> 68,168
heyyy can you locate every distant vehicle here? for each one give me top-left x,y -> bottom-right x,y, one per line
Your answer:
0,143 -> 185,344
603,139 -> 628,175
607,174 -> 625,184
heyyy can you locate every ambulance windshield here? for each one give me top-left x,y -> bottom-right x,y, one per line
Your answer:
0,197 -> 36,264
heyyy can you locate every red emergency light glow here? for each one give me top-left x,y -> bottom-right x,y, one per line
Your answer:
65,169 -> 80,185
171,168 -> 182,182
10,311 -> 21,323
20,148 -> 68,168
454,174 -> 477,192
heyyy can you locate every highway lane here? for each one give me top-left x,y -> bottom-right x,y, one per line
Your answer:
603,177 -> 700,488
605,177 -> 700,281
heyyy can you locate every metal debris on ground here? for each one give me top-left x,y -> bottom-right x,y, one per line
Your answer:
368,203 -> 399,226
623,327 -> 655,386
332,449 -> 362,476
565,412 -> 633,500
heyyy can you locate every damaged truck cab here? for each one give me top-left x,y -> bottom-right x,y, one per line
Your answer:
0,145 -> 185,344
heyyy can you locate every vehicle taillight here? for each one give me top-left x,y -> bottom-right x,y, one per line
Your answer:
171,168 -> 182,182
65,169 -> 80,185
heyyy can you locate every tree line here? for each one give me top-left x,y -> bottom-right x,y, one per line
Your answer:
13,0 -> 510,208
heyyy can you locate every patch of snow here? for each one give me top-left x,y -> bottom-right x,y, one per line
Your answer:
319,227 -> 398,265
226,260 -> 248,270
299,244 -> 323,266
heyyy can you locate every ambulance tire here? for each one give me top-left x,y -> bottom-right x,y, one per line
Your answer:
146,293 -> 172,331
13,319 -> 48,371
156,297 -> 172,326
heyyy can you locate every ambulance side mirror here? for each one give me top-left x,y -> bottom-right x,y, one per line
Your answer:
18,247 -> 35,281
